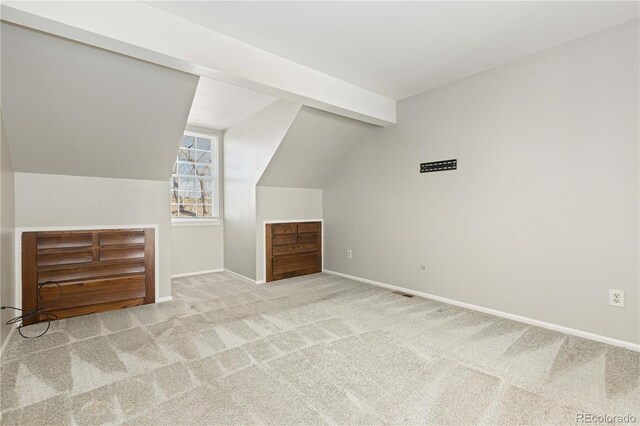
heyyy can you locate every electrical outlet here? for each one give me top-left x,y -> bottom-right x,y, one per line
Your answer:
609,289 -> 624,307
347,249 -> 352,259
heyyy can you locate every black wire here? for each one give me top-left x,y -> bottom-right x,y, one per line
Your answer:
1,281 -> 62,338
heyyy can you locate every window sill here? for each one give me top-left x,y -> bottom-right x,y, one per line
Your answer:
171,218 -> 221,227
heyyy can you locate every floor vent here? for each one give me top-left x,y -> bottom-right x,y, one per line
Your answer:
392,291 -> 414,298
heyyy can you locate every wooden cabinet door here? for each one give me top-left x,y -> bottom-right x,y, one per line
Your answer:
266,221 -> 321,282
22,228 -> 155,324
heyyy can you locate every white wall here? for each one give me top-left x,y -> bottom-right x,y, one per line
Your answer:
171,224 -> 224,276
256,186 -> 323,282
0,112 -> 16,348
323,21 -> 639,344
223,100 -> 301,280
14,173 -> 173,299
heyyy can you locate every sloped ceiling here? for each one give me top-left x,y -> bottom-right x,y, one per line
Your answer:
0,23 -> 198,181
147,1 -> 639,100
258,106 -> 374,189
188,77 -> 277,130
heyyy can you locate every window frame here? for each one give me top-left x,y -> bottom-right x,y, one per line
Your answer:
171,129 -> 221,226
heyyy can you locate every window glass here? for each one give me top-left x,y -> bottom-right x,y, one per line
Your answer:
170,134 -> 217,218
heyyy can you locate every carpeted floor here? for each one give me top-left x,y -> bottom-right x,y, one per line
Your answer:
1,272 -> 638,425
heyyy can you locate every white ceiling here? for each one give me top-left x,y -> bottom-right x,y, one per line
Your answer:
147,1 -> 639,100
188,77 -> 277,130
1,23 -> 198,180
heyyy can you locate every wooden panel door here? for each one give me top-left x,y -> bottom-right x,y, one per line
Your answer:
266,221 -> 321,282
22,228 -> 155,324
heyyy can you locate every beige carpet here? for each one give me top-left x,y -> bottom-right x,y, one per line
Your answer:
1,272 -> 638,425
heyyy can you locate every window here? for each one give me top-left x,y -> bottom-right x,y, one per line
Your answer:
171,132 -> 218,220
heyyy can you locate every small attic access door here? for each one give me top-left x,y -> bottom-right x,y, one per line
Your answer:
21,228 -> 155,325
265,221 -> 322,282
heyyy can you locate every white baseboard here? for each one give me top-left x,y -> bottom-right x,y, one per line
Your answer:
256,280 -> 266,285
322,269 -> 640,352
171,269 -> 223,278
0,325 -> 17,357
224,269 -> 261,285
156,296 -> 173,304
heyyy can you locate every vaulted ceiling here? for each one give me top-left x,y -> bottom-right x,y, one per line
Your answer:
1,1 -> 395,126
2,2 -> 637,185
148,1 -> 639,100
